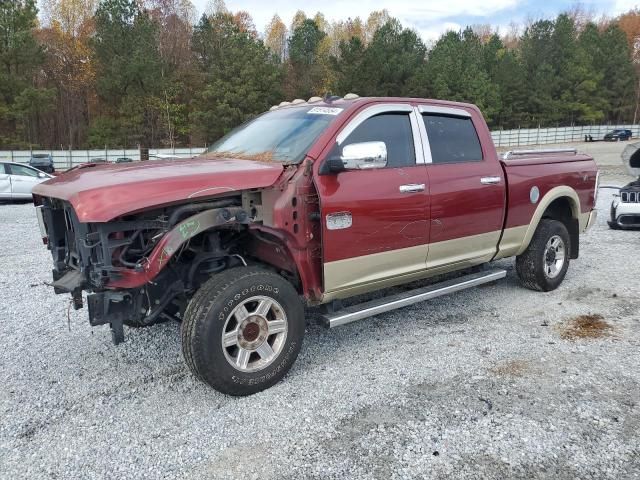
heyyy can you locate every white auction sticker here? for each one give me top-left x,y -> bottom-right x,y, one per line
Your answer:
307,106 -> 343,115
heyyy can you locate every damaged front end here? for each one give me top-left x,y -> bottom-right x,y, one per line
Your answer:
34,195 -> 250,343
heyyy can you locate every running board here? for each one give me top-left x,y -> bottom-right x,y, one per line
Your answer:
320,269 -> 507,328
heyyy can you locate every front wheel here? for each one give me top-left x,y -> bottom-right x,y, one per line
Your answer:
181,267 -> 305,395
516,219 -> 570,292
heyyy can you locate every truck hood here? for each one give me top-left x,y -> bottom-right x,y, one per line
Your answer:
33,157 -> 285,222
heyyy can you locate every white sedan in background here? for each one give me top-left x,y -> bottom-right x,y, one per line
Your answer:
0,161 -> 53,200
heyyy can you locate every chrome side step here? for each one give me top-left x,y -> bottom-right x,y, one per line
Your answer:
320,269 -> 507,328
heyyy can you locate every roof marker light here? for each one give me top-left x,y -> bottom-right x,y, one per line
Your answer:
344,93 -> 360,100
308,96 -> 322,103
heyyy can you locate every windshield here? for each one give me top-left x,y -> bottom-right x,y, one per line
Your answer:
205,105 -> 343,163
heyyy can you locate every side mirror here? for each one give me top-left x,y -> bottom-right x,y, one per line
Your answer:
340,141 -> 387,170
38,172 -> 46,178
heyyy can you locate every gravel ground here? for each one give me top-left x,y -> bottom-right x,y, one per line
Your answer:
1,163 -> 639,479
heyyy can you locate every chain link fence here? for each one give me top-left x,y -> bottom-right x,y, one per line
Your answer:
491,124 -> 640,147
0,147 -> 207,171
2,125 -> 639,170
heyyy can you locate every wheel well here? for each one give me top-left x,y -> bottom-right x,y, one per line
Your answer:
541,197 -> 579,259
241,231 -> 302,292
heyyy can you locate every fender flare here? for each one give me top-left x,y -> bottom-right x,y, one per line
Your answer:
515,186 -> 581,256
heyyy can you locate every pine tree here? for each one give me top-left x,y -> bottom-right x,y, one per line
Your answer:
90,0 -> 166,146
412,29 -> 498,123
0,0 -> 53,147
189,13 -> 282,143
286,19 -> 326,98
357,19 -> 425,96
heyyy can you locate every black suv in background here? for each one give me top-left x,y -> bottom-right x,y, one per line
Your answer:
604,129 -> 632,141
29,153 -> 55,173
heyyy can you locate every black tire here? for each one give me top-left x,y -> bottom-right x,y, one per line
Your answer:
181,267 -> 304,395
516,219 -> 571,292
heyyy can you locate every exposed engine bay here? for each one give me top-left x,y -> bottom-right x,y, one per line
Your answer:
33,190 -> 298,343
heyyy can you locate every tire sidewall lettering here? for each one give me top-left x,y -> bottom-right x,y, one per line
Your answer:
231,341 -> 297,385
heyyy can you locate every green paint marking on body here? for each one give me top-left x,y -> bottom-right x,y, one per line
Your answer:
179,220 -> 201,239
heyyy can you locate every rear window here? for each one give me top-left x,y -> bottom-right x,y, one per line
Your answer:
423,114 -> 483,164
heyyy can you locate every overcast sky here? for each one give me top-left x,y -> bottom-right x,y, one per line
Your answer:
190,0 -> 639,41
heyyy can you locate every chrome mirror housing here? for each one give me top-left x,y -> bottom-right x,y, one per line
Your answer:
341,141 -> 387,170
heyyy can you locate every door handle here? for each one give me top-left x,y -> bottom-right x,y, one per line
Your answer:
399,183 -> 425,193
480,176 -> 501,185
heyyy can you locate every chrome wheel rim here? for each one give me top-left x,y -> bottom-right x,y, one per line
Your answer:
543,235 -> 566,279
221,296 -> 288,373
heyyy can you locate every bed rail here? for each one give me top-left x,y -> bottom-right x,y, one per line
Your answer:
503,148 -> 577,160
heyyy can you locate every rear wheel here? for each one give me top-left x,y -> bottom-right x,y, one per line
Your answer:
516,219 -> 570,292
181,267 -> 305,395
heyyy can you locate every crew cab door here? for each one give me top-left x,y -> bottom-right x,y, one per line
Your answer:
315,104 -> 430,294
418,106 -> 505,269
7,163 -> 44,198
0,163 -> 10,199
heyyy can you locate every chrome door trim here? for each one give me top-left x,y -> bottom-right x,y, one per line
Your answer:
335,103 -> 426,165
336,104 -> 413,144
413,106 -> 432,164
408,110 -> 426,164
417,105 -> 472,117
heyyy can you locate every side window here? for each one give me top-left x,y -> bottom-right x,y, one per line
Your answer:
9,164 -> 40,177
0,163 -> 7,174
423,114 -> 483,164
342,113 -> 416,168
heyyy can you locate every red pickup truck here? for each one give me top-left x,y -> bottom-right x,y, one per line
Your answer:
33,96 -> 598,395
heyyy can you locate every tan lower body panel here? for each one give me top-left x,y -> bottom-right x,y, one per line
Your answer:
322,230 -> 502,303
426,231 -> 501,269
494,225 -> 529,260
323,244 -> 427,293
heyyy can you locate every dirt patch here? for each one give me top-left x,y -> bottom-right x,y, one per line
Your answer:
557,314 -> 613,340
490,359 -> 530,377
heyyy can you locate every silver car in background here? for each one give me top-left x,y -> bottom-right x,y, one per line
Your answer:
0,161 -> 53,200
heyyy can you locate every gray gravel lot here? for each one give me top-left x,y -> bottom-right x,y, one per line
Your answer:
1,147 -> 639,479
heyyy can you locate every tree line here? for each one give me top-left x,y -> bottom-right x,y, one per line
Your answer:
2,0 -> 640,149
